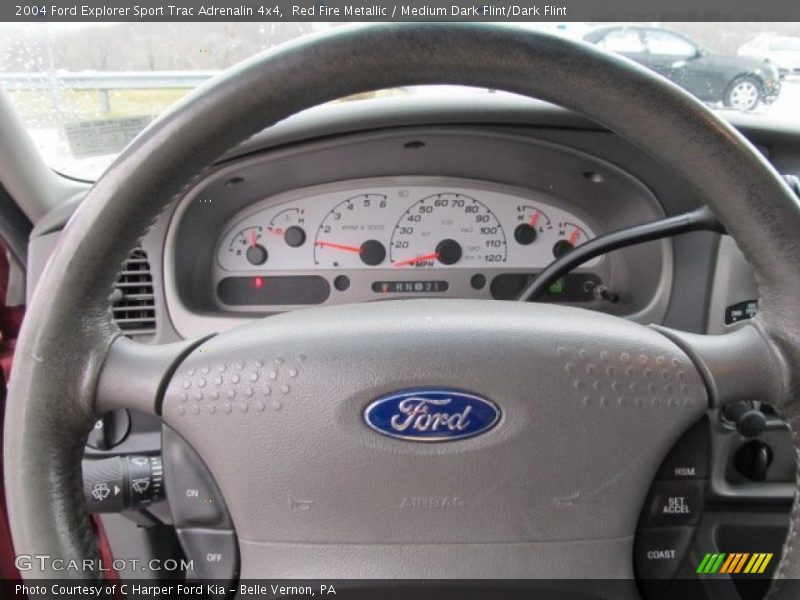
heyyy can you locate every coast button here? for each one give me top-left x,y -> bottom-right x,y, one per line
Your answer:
635,526 -> 695,580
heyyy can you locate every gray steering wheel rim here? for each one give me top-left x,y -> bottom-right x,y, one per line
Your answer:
4,22 -> 800,591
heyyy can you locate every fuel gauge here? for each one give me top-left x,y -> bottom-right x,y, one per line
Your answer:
229,226 -> 268,266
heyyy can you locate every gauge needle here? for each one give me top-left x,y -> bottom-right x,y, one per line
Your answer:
315,240 -> 362,253
394,252 -> 440,267
568,227 -> 581,245
529,210 -> 540,226
268,228 -> 284,236
248,229 -> 258,247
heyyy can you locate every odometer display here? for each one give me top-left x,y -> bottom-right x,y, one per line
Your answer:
390,193 -> 507,268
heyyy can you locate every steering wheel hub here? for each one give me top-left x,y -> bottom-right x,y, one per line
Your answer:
157,300 -> 706,578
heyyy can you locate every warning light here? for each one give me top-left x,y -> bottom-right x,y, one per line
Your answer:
548,278 -> 565,295
253,277 -> 264,289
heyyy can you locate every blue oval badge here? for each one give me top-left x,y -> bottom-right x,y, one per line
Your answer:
364,389 -> 501,442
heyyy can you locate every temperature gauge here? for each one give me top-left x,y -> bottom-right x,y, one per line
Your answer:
552,222 -> 590,258
268,208 -> 307,248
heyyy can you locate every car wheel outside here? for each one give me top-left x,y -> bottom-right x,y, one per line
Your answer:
724,76 -> 762,112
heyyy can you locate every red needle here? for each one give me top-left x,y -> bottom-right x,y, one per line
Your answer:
268,227 -> 284,236
316,240 -> 362,253
394,252 -> 440,267
529,210 -> 540,227
569,227 -> 581,245
248,229 -> 258,247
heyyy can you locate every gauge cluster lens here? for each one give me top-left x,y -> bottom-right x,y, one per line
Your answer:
216,179 -> 599,274
211,178 -> 605,309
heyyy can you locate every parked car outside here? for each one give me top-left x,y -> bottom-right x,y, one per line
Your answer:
739,34 -> 800,77
584,25 -> 782,112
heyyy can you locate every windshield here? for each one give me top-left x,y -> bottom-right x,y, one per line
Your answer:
1,22 -> 799,180
771,37 -> 800,51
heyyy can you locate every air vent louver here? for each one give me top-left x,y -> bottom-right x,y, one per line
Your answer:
112,248 -> 156,338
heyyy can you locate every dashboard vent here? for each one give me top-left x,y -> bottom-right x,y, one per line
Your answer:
112,248 -> 156,338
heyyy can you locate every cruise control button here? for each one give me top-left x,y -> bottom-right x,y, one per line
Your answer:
178,529 -> 238,592
635,526 -> 695,580
163,426 -> 232,529
657,419 -> 710,480
647,480 -> 705,526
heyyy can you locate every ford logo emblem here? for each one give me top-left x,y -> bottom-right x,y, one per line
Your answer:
364,389 -> 501,442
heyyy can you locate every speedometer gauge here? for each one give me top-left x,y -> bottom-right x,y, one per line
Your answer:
390,193 -> 507,268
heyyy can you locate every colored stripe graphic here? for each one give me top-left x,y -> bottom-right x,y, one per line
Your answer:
719,554 -> 737,573
697,553 -> 725,574
711,554 -> 726,573
732,554 -> 750,574
697,553 -> 773,575
696,553 -> 714,573
744,554 -> 761,573
757,553 -> 773,574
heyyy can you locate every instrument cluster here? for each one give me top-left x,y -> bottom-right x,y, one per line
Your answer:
211,178 -> 603,310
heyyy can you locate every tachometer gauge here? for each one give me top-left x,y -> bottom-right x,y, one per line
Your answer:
553,221 -> 590,258
390,193 -> 507,268
314,194 -> 390,267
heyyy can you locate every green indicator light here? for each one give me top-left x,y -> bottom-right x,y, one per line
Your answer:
548,278 -> 565,295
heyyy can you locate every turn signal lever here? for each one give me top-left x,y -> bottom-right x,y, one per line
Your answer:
83,455 -> 164,513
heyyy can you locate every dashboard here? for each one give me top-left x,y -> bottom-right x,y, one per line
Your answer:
212,177 -> 601,308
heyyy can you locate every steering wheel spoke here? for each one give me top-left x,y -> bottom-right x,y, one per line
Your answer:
95,334 -> 213,416
652,320 -> 792,410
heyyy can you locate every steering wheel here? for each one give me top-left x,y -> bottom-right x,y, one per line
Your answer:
5,23 -> 800,596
